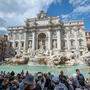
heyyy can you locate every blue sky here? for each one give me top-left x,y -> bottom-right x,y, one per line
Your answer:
0,0 -> 90,33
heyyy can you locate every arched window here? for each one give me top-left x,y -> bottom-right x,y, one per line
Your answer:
38,33 -> 46,49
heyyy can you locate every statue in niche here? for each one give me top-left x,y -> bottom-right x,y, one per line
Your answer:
39,40 -> 44,49
36,40 -> 46,56
61,41 -> 65,49
27,41 -> 32,54
28,41 -> 32,48
53,40 -> 57,48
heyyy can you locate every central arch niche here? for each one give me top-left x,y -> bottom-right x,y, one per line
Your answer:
38,33 -> 46,50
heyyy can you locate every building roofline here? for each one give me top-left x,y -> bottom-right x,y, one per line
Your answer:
85,31 -> 90,33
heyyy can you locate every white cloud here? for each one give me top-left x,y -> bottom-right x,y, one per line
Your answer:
0,0 -> 62,26
61,14 -> 69,20
0,0 -> 89,26
69,0 -> 90,13
73,6 -> 90,13
0,12 -> 16,18
61,0 -> 90,20
69,0 -> 90,7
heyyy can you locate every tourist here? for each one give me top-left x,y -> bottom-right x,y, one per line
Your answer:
44,73 -> 55,90
21,70 -> 24,76
68,76 -> 79,90
76,69 -> 86,89
54,82 -> 68,90
8,79 -> 19,90
0,75 -> 3,90
59,70 -> 70,90
0,70 -> 89,90
26,71 -> 29,76
36,73 -> 45,90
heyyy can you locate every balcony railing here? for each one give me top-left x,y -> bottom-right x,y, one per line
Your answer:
69,34 -> 74,38
61,46 -> 68,50
70,46 -> 76,50
79,45 -> 84,49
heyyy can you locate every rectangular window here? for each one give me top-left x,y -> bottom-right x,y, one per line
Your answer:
79,40 -> 82,46
80,51 -> 83,56
21,42 -> 24,47
85,32 -> 87,36
10,42 -> 12,47
15,34 -> 19,40
89,32 -> 90,36
15,42 -> 18,47
61,40 -> 66,50
21,33 -> 24,40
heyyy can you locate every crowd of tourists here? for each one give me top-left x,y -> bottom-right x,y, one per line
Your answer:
0,69 -> 89,90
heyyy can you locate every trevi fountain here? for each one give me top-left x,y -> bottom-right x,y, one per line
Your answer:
0,11 -> 90,79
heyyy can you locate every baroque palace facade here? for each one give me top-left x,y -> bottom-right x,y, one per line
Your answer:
8,11 -> 88,58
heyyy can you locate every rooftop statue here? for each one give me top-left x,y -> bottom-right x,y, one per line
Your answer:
37,10 -> 47,19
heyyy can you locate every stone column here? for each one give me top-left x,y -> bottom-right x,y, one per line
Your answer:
64,30 -> 69,51
24,32 -> 26,51
57,30 -> 61,50
67,32 -> 70,51
24,31 -> 28,52
36,36 -> 38,50
18,33 -> 21,52
32,31 -> 35,50
13,34 -> 15,48
13,33 -> 16,50
13,41 -> 15,49
75,31 -> 80,56
48,31 -> 51,50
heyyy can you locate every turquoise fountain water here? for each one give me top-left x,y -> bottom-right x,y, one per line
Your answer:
0,64 -> 90,78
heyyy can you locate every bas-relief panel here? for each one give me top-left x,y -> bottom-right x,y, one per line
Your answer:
36,20 -> 49,26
